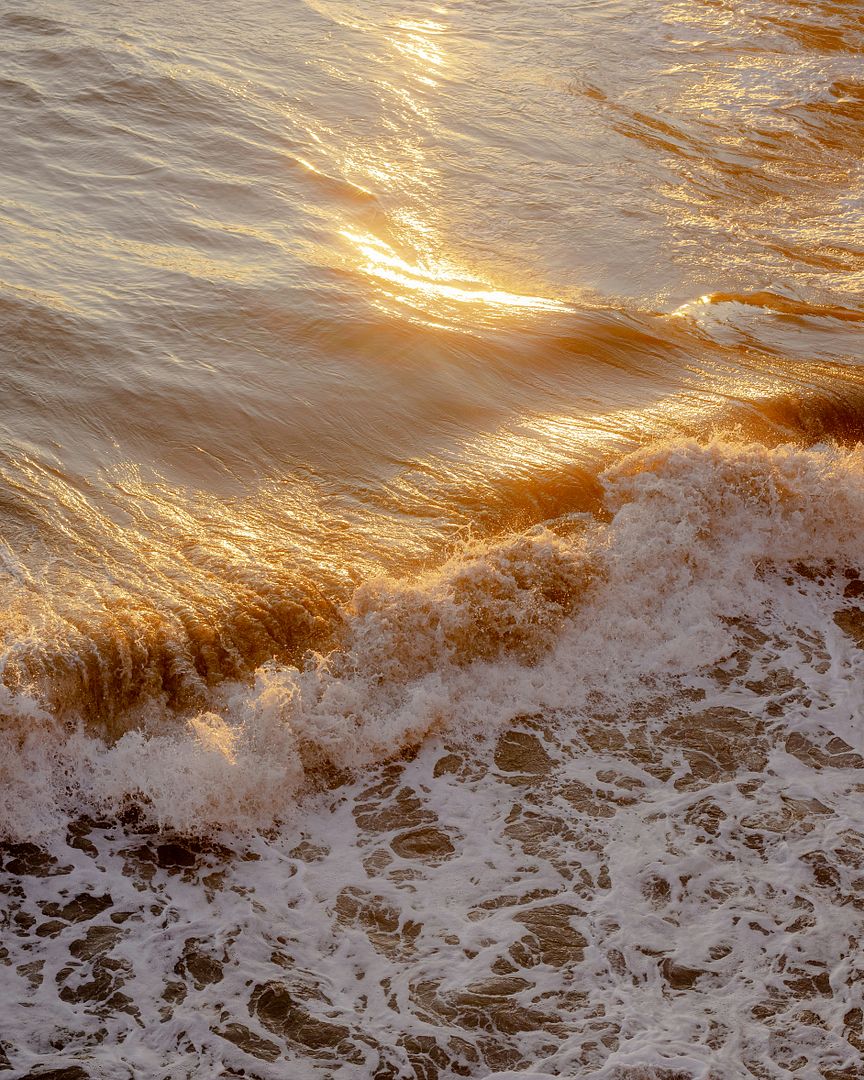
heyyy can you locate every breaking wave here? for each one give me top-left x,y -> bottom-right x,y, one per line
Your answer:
4,435 -> 864,841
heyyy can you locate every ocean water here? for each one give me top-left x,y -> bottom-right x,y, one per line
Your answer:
1,0 -> 863,1076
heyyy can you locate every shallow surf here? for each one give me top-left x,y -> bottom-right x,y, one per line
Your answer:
2,0 -> 864,1075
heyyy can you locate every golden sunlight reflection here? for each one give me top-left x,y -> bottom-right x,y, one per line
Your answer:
342,229 -> 570,322
396,353 -> 820,520
293,4 -> 569,330
391,19 -> 447,73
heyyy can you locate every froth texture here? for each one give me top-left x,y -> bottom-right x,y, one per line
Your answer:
4,436 -> 864,1077
2,437 -> 863,839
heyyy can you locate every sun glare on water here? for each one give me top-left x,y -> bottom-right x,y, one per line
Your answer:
342,228 -> 570,324
292,8 -> 570,329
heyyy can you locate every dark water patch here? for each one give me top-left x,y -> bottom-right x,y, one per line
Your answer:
1,844 -> 69,878
725,386 -> 864,447
72,72 -> 225,130
40,893 -> 112,925
250,980 -> 361,1060
0,12 -> 68,37
17,1070 -> 91,1080
0,77 -> 45,108
21,45 -> 122,86
215,1022 -> 280,1062
0,291 -> 101,357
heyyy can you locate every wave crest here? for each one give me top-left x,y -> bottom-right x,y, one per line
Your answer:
3,436 -> 864,839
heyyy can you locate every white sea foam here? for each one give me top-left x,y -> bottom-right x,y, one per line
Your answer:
3,437 -> 864,838
3,438 -> 864,1077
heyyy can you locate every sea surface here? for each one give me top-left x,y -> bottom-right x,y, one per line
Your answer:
1,1 -> 864,1076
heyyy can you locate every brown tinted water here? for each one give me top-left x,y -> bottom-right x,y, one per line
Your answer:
1,1 -> 863,1076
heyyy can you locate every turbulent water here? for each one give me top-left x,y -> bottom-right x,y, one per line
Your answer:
1,1 -> 864,1077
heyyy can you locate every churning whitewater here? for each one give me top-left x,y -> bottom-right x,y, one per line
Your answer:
4,438 -> 864,1077
2,436 -> 864,842
2,0 -> 864,1076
